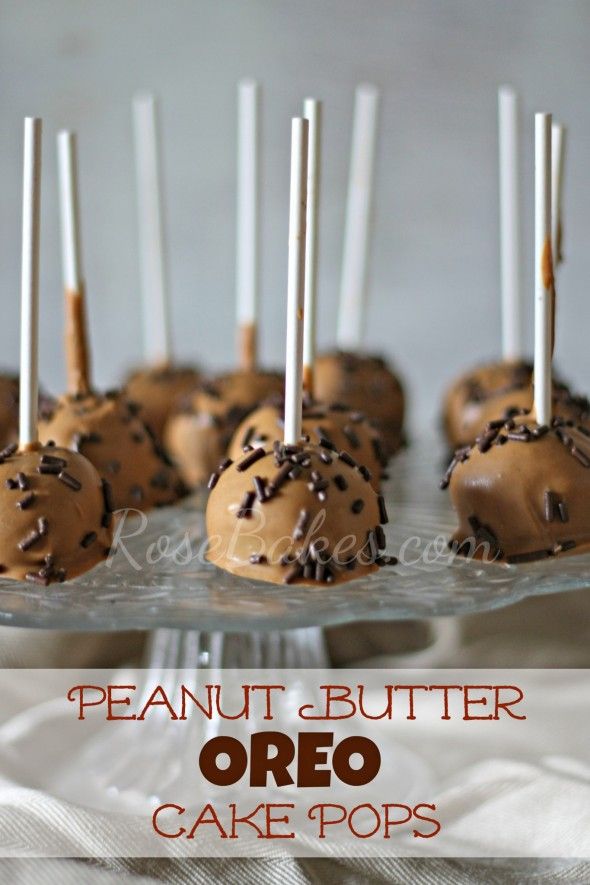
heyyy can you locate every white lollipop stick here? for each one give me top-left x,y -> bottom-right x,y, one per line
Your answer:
19,117 -> 42,451
57,131 -> 83,291
133,93 -> 171,367
533,112 -> 553,427
236,79 -> 260,371
302,98 -> 321,395
57,130 -> 91,395
551,123 -> 566,266
498,86 -> 523,361
337,84 -> 379,351
283,118 -> 309,446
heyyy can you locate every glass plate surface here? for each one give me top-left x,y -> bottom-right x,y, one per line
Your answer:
0,440 -> 588,632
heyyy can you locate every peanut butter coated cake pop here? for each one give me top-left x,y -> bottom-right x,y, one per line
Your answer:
206,440 -> 393,584
1,117 -> 114,584
164,369 -> 283,487
443,412 -> 590,563
38,131 -> 184,513
206,117 -> 397,587
444,113 -> 590,565
227,397 -> 388,492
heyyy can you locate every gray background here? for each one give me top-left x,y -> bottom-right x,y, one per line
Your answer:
1,0 -> 589,431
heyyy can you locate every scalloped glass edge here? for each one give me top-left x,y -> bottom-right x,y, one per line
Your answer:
0,440 -> 588,632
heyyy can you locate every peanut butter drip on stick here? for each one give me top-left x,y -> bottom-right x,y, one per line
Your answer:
238,321 -> 257,373
541,236 -> 556,357
533,113 -> 553,427
65,286 -> 91,395
302,98 -> 322,398
58,131 -> 93,396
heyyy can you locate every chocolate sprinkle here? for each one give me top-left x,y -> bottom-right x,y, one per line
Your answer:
249,553 -> 267,564
101,479 -> 114,512
208,472 -> 219,490
506,549 -> 552,564
252,475 -> 267,502
81,531 -> 97,548
338,451 -> 357,468
544,490 -> 557,522
236,447 -> 266,472
58,471 -> 82,491
377,495 -> 389,524
333,474 -> 348,491
16,473 -> 29,490
38,463 -> 61,475
236,490 -> 256,518
375,524 -> 386,549
17,492 -> 35,510
351,498 -> 364,514
268,462 -> 293,492
18,529 -> 42,551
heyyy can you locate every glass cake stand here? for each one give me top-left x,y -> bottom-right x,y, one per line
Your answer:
0,440 -> 588,820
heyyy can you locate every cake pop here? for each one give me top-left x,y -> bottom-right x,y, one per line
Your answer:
40,389 -> 185,511
442,359 -> 588,449
121,364 -> 199,442
227,398 -> 387,492
164,370 -> 283,487
443,412 -> 590,563
441,94 -> 573,449
123,94 -> 199,442
0,443 -> 114,583
206,440 -> 392,584
314,352 -> 405,456
164,81 -> 284,485
444,114 -> 590,564
225,100 -> 389,491
0,117 -> 114,584
207,117 -> 396,586
38,131 -> 184,512
315,85 -> 405,457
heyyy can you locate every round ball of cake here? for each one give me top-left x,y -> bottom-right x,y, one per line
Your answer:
124,365 -> 200,441
38,391 -> 185,512
206,441 -> 395,585
442,360 -> 589,449
314,351 -> 405,456
442,412 -> 590,563
164,370 -> 284,487
227,400 -> 388,491
0,443 -> 114,583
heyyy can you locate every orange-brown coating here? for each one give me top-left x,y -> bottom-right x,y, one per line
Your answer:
227,400 -> 388,492
442,360 -> 589,449
0,375 -> 20,445
124,365 -> 200,440
443,412 -> 590,563
206,441 -> 395,586
39,392 -> 185,512
0,443 -> 114,583
165,370 -> 284,487
314,351 -> 405,456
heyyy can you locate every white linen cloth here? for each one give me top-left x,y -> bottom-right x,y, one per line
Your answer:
0,586 -> 588,882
